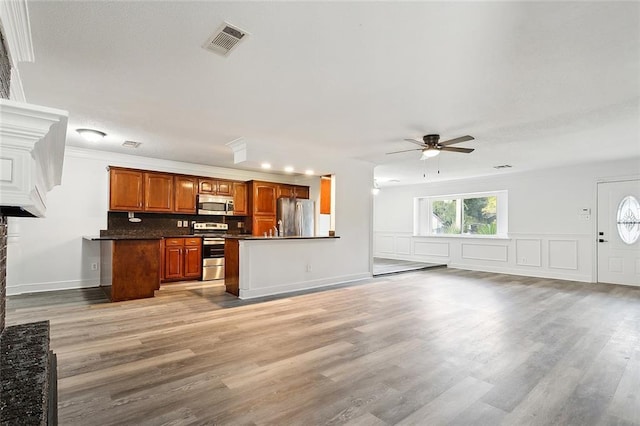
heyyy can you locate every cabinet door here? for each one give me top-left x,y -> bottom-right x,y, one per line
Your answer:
109,168 -> 143,211
253,216 -> 277,237
198,179 -> 215,194
294,185 -> 310,199
164,246 -> 183,280
233,182 -> 248,215
174,176 -> 197,213
277,185 -> 294,199
320,176 -> 331,214
252,182 -> 278,216
183,245 -> 202,279
217,180 -> 233,196
144,172 -> 174,212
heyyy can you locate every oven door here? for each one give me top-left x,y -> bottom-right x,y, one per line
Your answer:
202,238 -> 225,281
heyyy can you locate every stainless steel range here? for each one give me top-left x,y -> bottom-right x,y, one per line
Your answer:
192,222 -> 228,281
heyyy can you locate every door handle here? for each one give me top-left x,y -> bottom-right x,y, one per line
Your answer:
598,239 -> 608,243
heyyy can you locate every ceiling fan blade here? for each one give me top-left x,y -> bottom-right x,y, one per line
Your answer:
404,138 -> 426,147
440,146 -> 474,154
386,148 -> 423,155
439,135 -> 474,146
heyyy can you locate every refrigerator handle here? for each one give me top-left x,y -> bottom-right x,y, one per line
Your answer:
296,201 -> 302,236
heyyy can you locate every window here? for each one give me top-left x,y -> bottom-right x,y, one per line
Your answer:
415,191 -> 507,237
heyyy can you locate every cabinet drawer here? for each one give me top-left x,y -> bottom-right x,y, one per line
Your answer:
184,238 -> 201,246
164,238 -> 184,246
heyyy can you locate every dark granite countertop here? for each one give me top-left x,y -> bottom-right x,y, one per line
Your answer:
83,235 -> 164,241
0,321 -> 51,425
223,235 -> 340,240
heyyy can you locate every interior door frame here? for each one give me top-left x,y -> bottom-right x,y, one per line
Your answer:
594,174 -> 640,284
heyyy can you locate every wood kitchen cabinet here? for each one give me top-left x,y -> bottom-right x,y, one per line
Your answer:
277,184 -> 309,199
109,168 -> 143,211
144,172 -> 174,212
252,216 -> 277,237
233,182 -> 248,215
247,181 -> 278,236
249,181 -> 278,216
320,176 -> 331,214
162,237 -> 202,282
174,175 -> 197,213
198,178 -> 233,196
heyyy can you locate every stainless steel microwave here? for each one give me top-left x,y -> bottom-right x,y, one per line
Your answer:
197,194 -> 234,216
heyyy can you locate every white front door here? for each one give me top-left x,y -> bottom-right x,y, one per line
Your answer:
597,179 -> 640,286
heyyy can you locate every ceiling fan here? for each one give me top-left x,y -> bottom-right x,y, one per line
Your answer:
387,134 -> 475,158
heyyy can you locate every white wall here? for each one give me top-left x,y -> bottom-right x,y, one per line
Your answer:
238,158 -> 373,298
374,158 -> 640,283
7,147 -> 374,295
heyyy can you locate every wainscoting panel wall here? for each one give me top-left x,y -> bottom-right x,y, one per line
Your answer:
548,240 -> 578,270
461,243 -> 508,262
373,232 -> 592,282
516,239 -> 542,267
413,240 -> 449,258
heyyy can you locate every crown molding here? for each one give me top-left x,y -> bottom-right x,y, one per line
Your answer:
0,0 -> 34,64
0,0 -> 33,102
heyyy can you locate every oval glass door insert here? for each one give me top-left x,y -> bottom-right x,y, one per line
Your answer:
617,195 -> 640,244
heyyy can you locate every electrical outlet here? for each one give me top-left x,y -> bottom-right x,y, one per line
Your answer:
237,222 -> 243,228
177,220 -> 182,227
306,264 -> 312,272
183,221 -> 189,228
91,263 -> 98,271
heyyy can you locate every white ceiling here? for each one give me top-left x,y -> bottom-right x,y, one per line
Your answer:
17,1 -> 640,186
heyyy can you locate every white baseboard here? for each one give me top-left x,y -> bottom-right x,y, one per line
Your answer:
7,278 -> 100,296
239,272 -> 372,299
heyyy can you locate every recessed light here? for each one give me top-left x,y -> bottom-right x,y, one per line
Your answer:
76,128 -> 106,142
284,166 -> 294,173
304,169 -> 314,175
261,163 -> 271,169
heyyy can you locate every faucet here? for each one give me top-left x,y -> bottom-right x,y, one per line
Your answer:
277,220 -> 283,237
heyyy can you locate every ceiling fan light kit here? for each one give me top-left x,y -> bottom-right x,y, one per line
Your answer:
387,134 -> 475,158
421,149 -> 440,159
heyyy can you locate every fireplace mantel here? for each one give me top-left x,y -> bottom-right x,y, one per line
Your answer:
0,99 -> 68,217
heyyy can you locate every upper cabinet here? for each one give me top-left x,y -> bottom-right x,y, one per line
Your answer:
144,172 -> 174,212
174,175 -> 197,213
249,181 -> 278,216
109,168 -> 144,211
233,182 -> 248,216
320,176 -> 331,214
198,178 -> 233,196
277,184 -> 310,199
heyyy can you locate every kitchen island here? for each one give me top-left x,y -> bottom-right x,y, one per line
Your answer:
223,235 -> 367,299
84,236 -> 162,302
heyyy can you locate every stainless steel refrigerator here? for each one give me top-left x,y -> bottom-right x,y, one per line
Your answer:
277,198 -> 315,237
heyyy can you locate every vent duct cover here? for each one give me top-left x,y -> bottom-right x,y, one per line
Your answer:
202,22 -> 249,56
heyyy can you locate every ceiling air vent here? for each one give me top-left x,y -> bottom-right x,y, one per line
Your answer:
202,22 -> 249,56
122,141 -> 141,149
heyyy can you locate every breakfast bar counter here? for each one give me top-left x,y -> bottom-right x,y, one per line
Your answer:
224,235 -> 353,299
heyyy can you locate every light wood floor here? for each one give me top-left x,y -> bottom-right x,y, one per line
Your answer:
6,269 -> 640,425
373,257 -> 445,276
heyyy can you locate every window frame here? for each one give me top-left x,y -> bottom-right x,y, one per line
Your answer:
414,190 -> 508,238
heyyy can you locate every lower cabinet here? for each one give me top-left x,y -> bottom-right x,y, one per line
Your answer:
252,216 -> 276,237
162,237 -> 202,282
